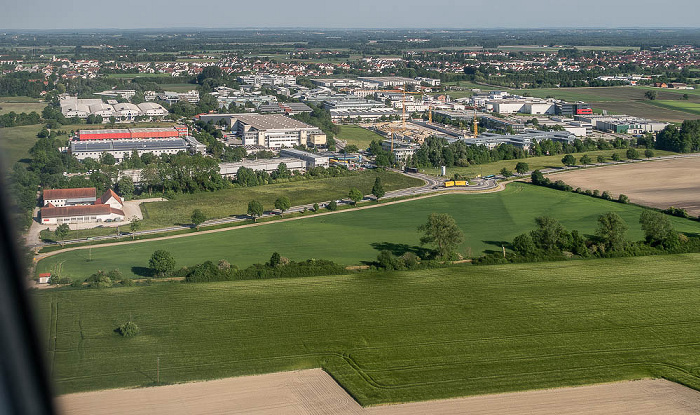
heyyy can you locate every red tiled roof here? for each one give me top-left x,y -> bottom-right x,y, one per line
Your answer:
100,189 -> 123,205
39,273 -> 51,278
40,204 -> 117,219
43,188 -> 96,201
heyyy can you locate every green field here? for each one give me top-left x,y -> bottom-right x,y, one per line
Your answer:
336,125 -> 384,149
36,183 -> 700,280
0,99 -> 46,115
159,83 -> 198,92
139,170 -> 422,229
648,100 -> 700,116
35,253 -> 700,404
422,149 -> 677,178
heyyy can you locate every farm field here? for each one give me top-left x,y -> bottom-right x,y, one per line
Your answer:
548,156 -> 700,216
420,149 -> 677,178
336,125 -> 384,149
36,253 -> 700,405
0,100 -> 46,115
36,182 -> 700,280
58,373 -> 700,415
139,170 -> 423,228
648,100 -> 700,117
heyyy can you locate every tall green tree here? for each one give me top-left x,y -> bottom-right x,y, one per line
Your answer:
149,250 -> 175,277
639,210 -> 675,246
129,218 -> 141,240
191,209 -> 206,230
515,162 -> 529,175
274,196 -> 291,216
247,200 -> 264,222
561,154 -> 577,166
348,188 -> 363,205
54,223 -> 70,247
418,213 -> 464,259
372,177 -> 386,200
116,176 -> 134,200
530,216 -> 567,252
596,212 -> 628,252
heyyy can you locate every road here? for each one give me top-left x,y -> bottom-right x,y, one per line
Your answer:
32,171 -> 497,249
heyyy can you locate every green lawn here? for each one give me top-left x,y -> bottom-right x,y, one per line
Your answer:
423,149 -> 677,178
0,101 -> 46,115
0,124 -> 43,167
34,253 -> 700,404
36,183 -> 700,280
159,83 -> 198,92
336,125 -> 385,149
647,100 -> 700,117
139,170 -> 422,229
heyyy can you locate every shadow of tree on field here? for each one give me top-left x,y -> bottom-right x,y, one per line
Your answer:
131,266 -> 153,278
370,242 -> 434,259
482,240 -> 511,256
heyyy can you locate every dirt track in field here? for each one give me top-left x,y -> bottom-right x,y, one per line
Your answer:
548,156 -> 700,216
57,369 -> 700,415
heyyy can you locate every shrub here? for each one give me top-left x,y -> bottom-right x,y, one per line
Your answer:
593,190 -> 600,198
118,321 -> 140,337
618,194 -> 630,204
601,191 -> 613,201
327,200 -> 338,211
313,203 -> 319,212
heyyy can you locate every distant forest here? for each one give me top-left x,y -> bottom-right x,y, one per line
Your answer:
1,29 -> 699,58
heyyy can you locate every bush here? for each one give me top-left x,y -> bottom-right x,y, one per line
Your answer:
618,194 -> 630,204
313,203 -> 319,212
663,206 -> 690,218
601,191 -> 613,201
118,321 -> 140,337
327,200 -> 338,211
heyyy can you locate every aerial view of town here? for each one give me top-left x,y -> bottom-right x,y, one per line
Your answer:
1,3 -> 700,413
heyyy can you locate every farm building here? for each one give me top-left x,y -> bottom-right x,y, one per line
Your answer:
40,188 -> 125,225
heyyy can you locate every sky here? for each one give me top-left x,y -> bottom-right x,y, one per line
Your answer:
1,0 -> 699,30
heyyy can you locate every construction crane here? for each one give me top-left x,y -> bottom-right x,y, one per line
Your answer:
428,104 -> 432,124
473,108 -> 478,138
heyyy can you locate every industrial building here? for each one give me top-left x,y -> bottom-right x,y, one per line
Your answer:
228,114 -> 327,149
461,131 -> 577,150
76,126 -> 188,141
329,108 -> 399,122
70,136 -> 205,161
279,148 -> 330,168
40,188 -> 125,225
357,76 -> 421,88
238,74 -> 296,87
59,97 -> 168,121
576,115 -> 668,134
218,158 -> 305,178
555,102 -> 593,116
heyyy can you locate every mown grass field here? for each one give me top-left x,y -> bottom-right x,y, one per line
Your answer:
648,100 -> 700,116
34,253 -> 700,405
139,170 -> 422,228
0,100 -> 46,115
36,183 -> 700,280
336,125 -> 384,149
421,149 -> 677,178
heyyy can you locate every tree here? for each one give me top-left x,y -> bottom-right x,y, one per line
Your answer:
345,144 -> 360,153
149,250 -> 175,277
247,200 -> 264,222
596,212 -> 628,252
644,149 -> 655,159
626,148 -> 639,159
597,155 -> 606,163
348,188 -> 363,205
561,154 -> 577,166
313,203 -> 320,212
274,196 -> 291,215
129,217 -> 141,240
618,194 -> 630,204
611,153 -> 621,162
500,167 -> 512,177
116,176 -> 134,200
530,216 -> 567,252
418,213 -> 464,259
372,177 -> 386,200
54,223 -> 70,246
530,170 -> 549,186
191,209 -> 206,230
579,154 -> 592,165
118,321 -> 140,337
268,252 -> 281,267
515,162 -> 529,175
639,210 -> 674,246
644,90 -> 657,100
327,200 -> 338,211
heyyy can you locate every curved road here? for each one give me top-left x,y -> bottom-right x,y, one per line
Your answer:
33,172 -> 497,249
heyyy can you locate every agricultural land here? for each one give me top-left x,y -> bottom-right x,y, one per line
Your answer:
36,183 -> 700,280
548,156 -> 700,216
36,253 -> 700,405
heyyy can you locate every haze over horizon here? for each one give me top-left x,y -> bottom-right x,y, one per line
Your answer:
2,0 -> 699,31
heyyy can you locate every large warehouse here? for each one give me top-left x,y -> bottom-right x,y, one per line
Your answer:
40,188 -> 125,225
60,97 -> 168,121
70,137 -> 205,161
77,126 -> 187,141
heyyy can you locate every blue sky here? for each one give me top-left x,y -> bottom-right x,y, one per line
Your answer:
1,0 -> 699,30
